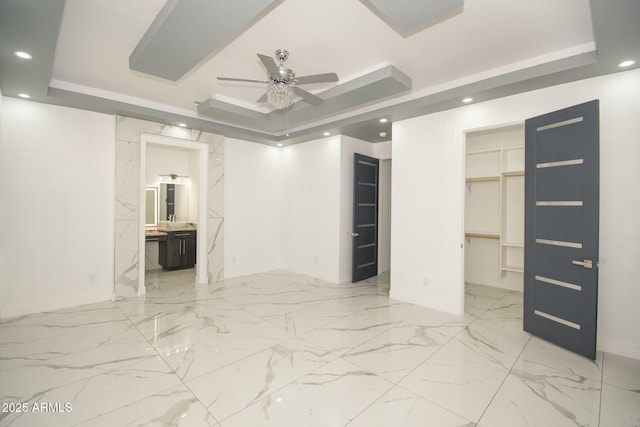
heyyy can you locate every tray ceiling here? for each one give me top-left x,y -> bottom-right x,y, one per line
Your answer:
0,0 -> 638,145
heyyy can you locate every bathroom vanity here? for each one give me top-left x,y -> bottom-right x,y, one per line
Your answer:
158,229 -> 197,270
145,224 -> 197,271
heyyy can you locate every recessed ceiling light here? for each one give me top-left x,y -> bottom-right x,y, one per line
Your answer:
379,118 -> 388,123
178,123 -> 186,127
323,132 -> 331,136
18,93 -> 31,99
14,51 -> 32,59
379,132 -> 388,138
618,60 -> 636,68
462,97 -> 474,103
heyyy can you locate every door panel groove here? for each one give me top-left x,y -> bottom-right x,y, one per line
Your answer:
358,243 -> 375,249
534,310 -> 581,330
535,238 -> 583,248
537,159 -> 584,168
358,160 -> 377,167
536,275 -> 582,291
536,201 -> 583,206
536,116 -> 584,132
357,261 -> 376,269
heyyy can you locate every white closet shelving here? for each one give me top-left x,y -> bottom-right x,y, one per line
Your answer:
464,125 -> 524,291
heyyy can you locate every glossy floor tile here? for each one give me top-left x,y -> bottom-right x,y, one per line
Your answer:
0,271 -> 638,426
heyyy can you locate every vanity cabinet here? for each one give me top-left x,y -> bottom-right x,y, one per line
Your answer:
159,230 -> 196,270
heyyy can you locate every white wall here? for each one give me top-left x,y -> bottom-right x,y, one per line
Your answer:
223,136 -> 391,284
224,138 -> 283,278
391,68 -> 640,359
378,159 -> 392,273
280,137 -> 342,282
0,98 -> 115,318
392,110 -> 466,315
374,140 -> 392,159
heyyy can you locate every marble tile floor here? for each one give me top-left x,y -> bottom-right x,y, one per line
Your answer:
1,270 -> 638,426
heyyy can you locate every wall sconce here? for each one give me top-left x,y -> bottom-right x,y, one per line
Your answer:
159,173 -> 190,183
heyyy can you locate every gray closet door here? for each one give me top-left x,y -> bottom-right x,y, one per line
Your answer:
524,100 -> 599,359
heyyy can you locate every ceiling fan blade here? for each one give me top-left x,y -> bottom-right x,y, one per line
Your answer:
257,92 -> 268,103
294,73 -> 339,85
217,77 -> 269,83
292,86 -> 323,106
257,53 -> 278,76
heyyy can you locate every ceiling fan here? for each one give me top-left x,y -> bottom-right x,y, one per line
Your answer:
217,49 -> 338,109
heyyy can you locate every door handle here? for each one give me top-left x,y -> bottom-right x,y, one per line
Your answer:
352,232 -> 360,237
572,259 -> 593,269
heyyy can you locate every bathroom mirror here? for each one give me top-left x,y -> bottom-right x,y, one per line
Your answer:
159,183 -> 189,222
145,187 -> 158,227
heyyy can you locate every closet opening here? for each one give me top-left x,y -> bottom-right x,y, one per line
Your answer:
463,123 -> 525,297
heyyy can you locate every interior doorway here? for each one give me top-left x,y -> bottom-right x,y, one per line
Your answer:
138,134 -> 209,295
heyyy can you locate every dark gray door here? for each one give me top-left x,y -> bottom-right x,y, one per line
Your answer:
524,100 -> 599,359
352,153 -> 379,283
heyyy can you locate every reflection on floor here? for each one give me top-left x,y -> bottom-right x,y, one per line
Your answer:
144,267 -> 196,290
1,270 -> 638,426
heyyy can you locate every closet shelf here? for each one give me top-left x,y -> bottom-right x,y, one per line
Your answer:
465,231 -> 500,239
503,171 -> 525,177
501,265 -> 524,273
465,176 -> 500,183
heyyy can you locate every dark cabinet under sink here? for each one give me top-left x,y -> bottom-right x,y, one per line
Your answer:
159,230 -> 196,270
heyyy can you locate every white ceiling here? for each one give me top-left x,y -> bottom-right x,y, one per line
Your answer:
51,0 -> 594,117
2,0 -> 638,144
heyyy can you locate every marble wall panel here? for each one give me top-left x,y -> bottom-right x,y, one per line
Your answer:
209,134 -> 225,155
208,217 -> 224,283
116,117 -> 163,142
114,220 -> 138,299
209,154 -> 224,217
205,132 -> 225,283
160,124 -> 192,140
114,140 -> 139,221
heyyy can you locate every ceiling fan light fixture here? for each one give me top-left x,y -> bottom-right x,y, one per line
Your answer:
266,82 -> 294,109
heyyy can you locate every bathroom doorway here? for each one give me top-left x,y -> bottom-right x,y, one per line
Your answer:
138,134 -> 209,294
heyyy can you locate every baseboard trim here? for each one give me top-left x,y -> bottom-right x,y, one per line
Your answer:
0,289 -> 114,320
598,338 -> 640,360
390,288 -> 464,316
